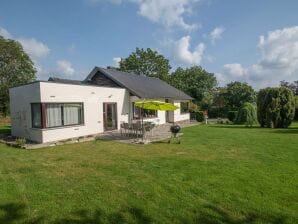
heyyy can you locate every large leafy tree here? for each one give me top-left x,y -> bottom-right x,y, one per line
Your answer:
0,36 -> 36,116
223,81 -> 256,110
280,80 -> 298,95
119,48 -> 171,81
169,66 -> 217,108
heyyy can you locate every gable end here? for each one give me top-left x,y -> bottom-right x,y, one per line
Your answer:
89,71 -> 121,88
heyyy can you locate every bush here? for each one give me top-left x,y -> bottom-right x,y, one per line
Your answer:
227,111 -> 238,122
15,137 -> 26,147
195,111 -> 204,122
235,103 -> 257,126
257,87 -> 295,128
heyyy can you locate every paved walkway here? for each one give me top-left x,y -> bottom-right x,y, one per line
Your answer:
96,120 -> 199,144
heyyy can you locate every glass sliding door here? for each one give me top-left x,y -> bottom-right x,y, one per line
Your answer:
103,103 -> 117,131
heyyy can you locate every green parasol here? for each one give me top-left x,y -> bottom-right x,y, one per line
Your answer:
134,100 -> 179,142
134,100 -> 179,111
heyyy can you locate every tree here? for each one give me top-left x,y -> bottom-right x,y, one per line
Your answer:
234,102 -> 257,126
280,80 -> 298,95
169,66 -> 217,108
256,88 -> 268,127
0,36 -> 36,116
223,81 -> 256,110
119,48 -> 171,81
257,87 -> 295,128
209,87 -> 229,118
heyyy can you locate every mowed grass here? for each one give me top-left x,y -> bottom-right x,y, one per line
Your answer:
0,124 -> 297,223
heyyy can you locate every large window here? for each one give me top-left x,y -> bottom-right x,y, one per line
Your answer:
31,103 -> 42,128
180,102 -> 189,114
133,103 -> 157,119
31,103 -> 84,128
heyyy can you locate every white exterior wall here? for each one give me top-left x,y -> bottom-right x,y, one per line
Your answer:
173,101 -> 190,122
9,82 -> 43,142
10,82 -> 130,143
40,82 -> 129,143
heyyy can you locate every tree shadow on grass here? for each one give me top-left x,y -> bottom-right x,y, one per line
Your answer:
273,128 -> 298,134
207,125 -> 261,129
0,203 -> 43,224
55,206 -> 152,224
192,203 -> 289,224
1,202 -> 292,224
0,202 -> 151,224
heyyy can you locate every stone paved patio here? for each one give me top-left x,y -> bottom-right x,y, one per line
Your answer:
0,120 -> 199,149
96,120 -> 199,144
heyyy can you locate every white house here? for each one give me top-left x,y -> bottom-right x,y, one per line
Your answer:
9,67 -> 193,143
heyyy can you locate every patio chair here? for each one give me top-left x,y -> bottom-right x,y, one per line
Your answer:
121,122 -> 130,137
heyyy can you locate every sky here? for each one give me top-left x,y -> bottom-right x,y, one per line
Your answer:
0,0 -> 298,89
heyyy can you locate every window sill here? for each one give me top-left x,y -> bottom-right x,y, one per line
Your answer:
30,124 -> 85,131
133,117 -> 158,120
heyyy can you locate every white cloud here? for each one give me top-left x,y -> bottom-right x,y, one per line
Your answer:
223,63 -> 247,77
220,26 -> 298,89
17,38 -> 50,59
89,0 -> 123,4
57,60 -> 75,77
210,26 -> 225,44
138,0 -> 197,31
0,26 -> 50,60
0,27 -> 12,39
174,35 -> 205,65
112,57 -> 121,67
90,0 -> 198,31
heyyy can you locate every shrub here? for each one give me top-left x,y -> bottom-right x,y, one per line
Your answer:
295,96 -> 298,120
227,111 -> 238,122
195,111 -> 204,122
235,103 -> 257,126
257,87 -> 295,128
208,107 -> 228,118
257,88 -> 268,127
15,137 -> 26,147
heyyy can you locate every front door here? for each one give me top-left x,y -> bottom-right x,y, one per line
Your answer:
103,103 -> 117,131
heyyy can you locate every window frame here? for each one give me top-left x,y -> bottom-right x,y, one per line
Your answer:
31,102 -> 84,129
180,102 -> 189,114
132,102 -> 158,120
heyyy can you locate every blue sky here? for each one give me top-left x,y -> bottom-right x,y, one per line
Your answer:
1,0 -> 298,88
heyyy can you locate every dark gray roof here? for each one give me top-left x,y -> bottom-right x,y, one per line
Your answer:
48,77 -> 83,85
85,67 -> 193,100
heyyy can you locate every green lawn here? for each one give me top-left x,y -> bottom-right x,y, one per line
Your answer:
0,124 -> 297,223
